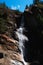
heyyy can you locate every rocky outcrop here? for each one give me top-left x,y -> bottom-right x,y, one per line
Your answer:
0,4 -> 23,65
23,4 -> 43,64
0,2 -> 43,65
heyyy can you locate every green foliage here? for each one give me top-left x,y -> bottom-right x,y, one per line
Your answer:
37,13 -> 43,24
33,0 -> 39,4
40,15 -> 43,22
33,0 -> 43,4
25,5 -> 29,9
0,2 -> 7,8
0,3 -> 8,33
0,18 -> 7,33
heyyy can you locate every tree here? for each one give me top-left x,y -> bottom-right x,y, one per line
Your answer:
25,5 -> 29,9
33,0 -> 39,4
0,2 -> 6,8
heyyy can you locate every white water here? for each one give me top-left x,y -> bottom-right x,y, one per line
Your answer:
15,16 -> 29,65
16,26 -> 29,65
16,27 -> 28,53
10,16 -> 29,65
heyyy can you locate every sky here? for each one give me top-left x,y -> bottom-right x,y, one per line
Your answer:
0,0 -> 43,12
0,0 -> 33,12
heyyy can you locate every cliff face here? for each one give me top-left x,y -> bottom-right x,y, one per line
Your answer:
0,3 -> 43,65
23,4 -> 43,63
0,4 -> 23,65
0,5 -> 22,36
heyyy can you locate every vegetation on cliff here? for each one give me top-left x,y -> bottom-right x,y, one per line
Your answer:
0,0 -> 43,65
0,1 -> 43,34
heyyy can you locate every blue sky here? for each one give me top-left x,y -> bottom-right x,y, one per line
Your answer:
0,0 -> 33,12
0,0 -> 43,12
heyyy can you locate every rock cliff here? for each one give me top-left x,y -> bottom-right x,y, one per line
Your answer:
0,2 -> 43,65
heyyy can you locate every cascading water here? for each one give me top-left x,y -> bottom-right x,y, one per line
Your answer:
16,16 -> 29,65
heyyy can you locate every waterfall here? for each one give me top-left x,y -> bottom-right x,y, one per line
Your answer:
16,16 -> 29,65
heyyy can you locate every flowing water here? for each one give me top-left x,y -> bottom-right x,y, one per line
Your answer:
15,16 -> 29,65
10,16 -> 29,65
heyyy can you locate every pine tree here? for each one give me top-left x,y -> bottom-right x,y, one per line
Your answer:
33,0 -> 39,4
